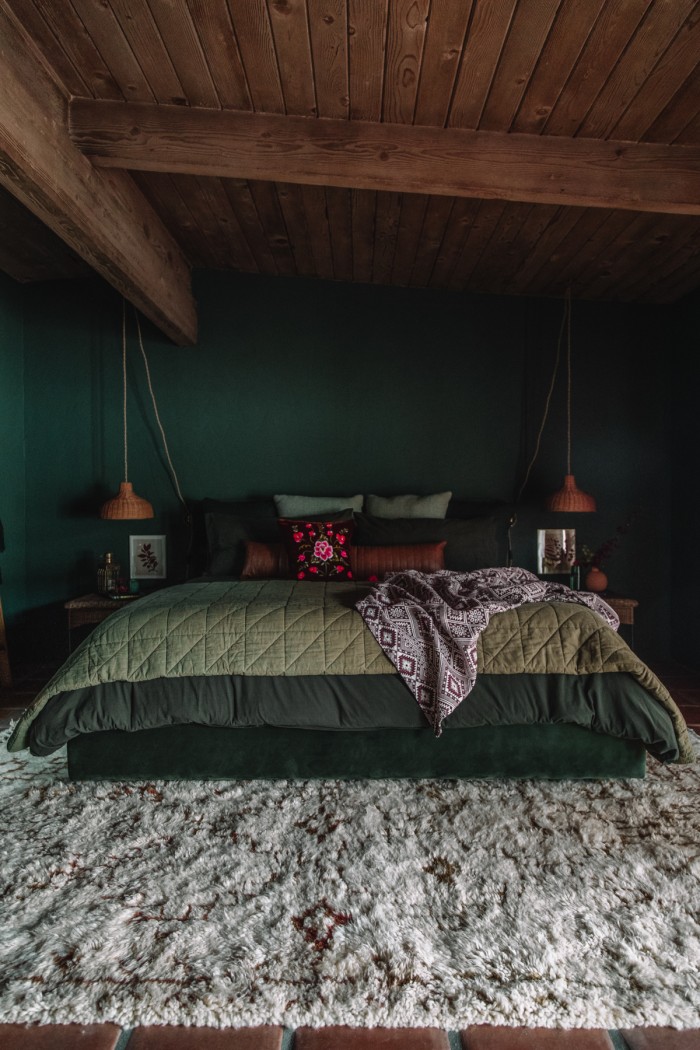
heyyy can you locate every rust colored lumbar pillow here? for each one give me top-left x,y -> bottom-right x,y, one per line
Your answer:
242,540 -> 446,581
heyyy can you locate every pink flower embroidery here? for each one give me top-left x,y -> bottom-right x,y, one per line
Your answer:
293,531 -> 304,543
309,566 -> 318,574
298,554 -> 306,561
337,535 -> 346,545
314,540 -> 334,561
297,571 -> 306,579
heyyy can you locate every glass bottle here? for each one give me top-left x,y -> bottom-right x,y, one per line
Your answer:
97,552 -> 120,595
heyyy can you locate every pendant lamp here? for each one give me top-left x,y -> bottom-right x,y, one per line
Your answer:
99,301 -> 154,520
545,291 -> 596,513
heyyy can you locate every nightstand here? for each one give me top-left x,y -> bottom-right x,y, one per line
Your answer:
602,593 -> 638,648
64,593 -> 139,652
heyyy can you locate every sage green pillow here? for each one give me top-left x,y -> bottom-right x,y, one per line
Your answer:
274,493 -> 364,517
365,491 -> 452,519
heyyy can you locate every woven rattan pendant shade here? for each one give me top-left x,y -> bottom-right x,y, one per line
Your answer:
545,292 -> 596,513
100,481 -> 153,520
99,301 -> 154,521
545,474 -> 596,513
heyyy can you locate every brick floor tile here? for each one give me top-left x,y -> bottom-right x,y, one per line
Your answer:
295,1027 -> 450,1050
460,1027 -> 613,1049
620,1029 -> 700,1050
0,1023 -> 121,1049
128,1026 -> 284,1050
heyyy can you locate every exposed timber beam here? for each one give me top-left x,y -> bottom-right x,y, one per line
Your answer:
69,99 -> 700,217
0,7 -> 197,345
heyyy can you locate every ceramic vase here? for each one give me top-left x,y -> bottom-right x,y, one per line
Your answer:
584,566 -> 608,592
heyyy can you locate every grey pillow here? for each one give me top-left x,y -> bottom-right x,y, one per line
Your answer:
354,513 -> 504,571
274,493 -> 364,517
365,491 -> 452,519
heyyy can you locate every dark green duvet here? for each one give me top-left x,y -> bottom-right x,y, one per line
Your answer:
6,579 -> 693,767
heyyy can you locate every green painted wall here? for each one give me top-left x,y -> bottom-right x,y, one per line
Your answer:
0,273 -> 26,630
18,270 -> 671,661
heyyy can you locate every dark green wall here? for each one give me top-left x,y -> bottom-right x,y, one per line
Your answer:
14,270 -> 672,661
0,272 -> 26,627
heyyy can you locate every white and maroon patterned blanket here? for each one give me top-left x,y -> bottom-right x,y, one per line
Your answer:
355,567 -> 620,736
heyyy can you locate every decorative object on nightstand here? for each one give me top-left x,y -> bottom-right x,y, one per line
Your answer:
129,535 -> 167,581
96,552 -> 120,595
584,566 -> 608,592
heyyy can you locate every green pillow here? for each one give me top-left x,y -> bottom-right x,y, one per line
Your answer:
365,491 -> 452,519
274,493 -> 364,517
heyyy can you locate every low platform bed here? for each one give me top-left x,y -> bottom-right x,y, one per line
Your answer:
6,493 -> 694,780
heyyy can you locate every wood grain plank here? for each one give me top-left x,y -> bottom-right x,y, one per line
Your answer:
169,173 -> 230,268
348,0 -> 388,121
512,0 -> 607,135
246,179 -> 297,275
447,199 -> 507,290
541,208 -> 632,297
580,0 -> 698,140
25,0 -> 123,99
570,211 -> 662,299
408,194 -> 454,287
543,0 -> 652,137
643,65 -> 700,144
105,0 -> 186,105
301,183 -> 334,279
229,0 -> 286,112
70,0 -> 158,102
131,171 -> 204,262
276,181 -> 314,275
640,232 -> 700,301
307,0 -> 349,119
351,187 -> 376,282
677,106 -> 700,145
372,190 -> 402,283
382,0 -> 429,124
192,176 -> 260,271
71,100 -> 700,216
0,5 -> 196,344
487,203 -> 560,295
448,0 -> 518,129
185,0 -> 252,110
144,0 -> 221,107
508,206 -> 584,294
219,178 -> 280,273
266,0 -> 317,116
467,202 -> 533,293
412,1 -> 473,127
2,0 -> 92,98
603,213 -> 700,300
428,196 -> 480,287
325,185 -> 353,281
390,192 -> 429,285
479,0 -> 561,132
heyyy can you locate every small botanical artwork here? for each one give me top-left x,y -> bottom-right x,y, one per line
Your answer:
537,528 -> 576,575
129,535 -> 166,580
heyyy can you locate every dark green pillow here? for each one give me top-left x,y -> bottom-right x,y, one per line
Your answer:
354,513 -> 505,571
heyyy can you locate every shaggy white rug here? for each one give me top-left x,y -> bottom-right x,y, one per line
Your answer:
1,728 -> 699,1031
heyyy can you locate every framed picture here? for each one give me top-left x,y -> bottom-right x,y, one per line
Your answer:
129,535 -> 167,580
537,528 -> 576,575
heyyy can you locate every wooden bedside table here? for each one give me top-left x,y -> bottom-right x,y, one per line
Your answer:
65,593 -> 139,652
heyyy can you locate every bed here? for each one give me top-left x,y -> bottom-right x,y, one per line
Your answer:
6,492 -> 693,781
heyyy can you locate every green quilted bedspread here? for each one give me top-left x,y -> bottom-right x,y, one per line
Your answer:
6,579 -> 693,762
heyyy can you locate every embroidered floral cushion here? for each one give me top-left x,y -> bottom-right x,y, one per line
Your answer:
278,518 -> 355,581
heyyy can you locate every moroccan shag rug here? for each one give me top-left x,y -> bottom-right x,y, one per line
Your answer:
1,728 -> 699,1031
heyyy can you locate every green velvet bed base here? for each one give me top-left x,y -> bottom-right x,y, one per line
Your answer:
66,722 -> 647,781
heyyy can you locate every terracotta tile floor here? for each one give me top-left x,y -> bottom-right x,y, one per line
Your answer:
1,660 -> 698,1049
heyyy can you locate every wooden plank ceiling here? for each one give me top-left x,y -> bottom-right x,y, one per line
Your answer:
3,0 -> 700,320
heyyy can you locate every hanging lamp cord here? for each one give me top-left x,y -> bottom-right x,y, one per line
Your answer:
133,307 -> 188,514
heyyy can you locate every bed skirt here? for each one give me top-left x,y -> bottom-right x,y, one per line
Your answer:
66,722 -> 647,781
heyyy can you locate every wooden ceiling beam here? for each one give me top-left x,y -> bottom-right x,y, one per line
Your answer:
0,7 -> 197,345
69,98 -> 700,217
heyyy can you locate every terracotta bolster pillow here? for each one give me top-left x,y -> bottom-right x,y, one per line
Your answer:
241,540 -> 446,580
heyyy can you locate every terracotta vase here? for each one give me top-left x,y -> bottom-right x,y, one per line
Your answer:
584,566 -> 608,592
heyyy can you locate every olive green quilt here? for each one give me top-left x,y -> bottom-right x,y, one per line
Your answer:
6,579 -> 693,763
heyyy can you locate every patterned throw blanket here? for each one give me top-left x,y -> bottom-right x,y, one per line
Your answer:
355,566 -> 620,736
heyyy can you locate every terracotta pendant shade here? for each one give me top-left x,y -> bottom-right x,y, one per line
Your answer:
100,481 -> 154,520
545,474 -> 596,513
